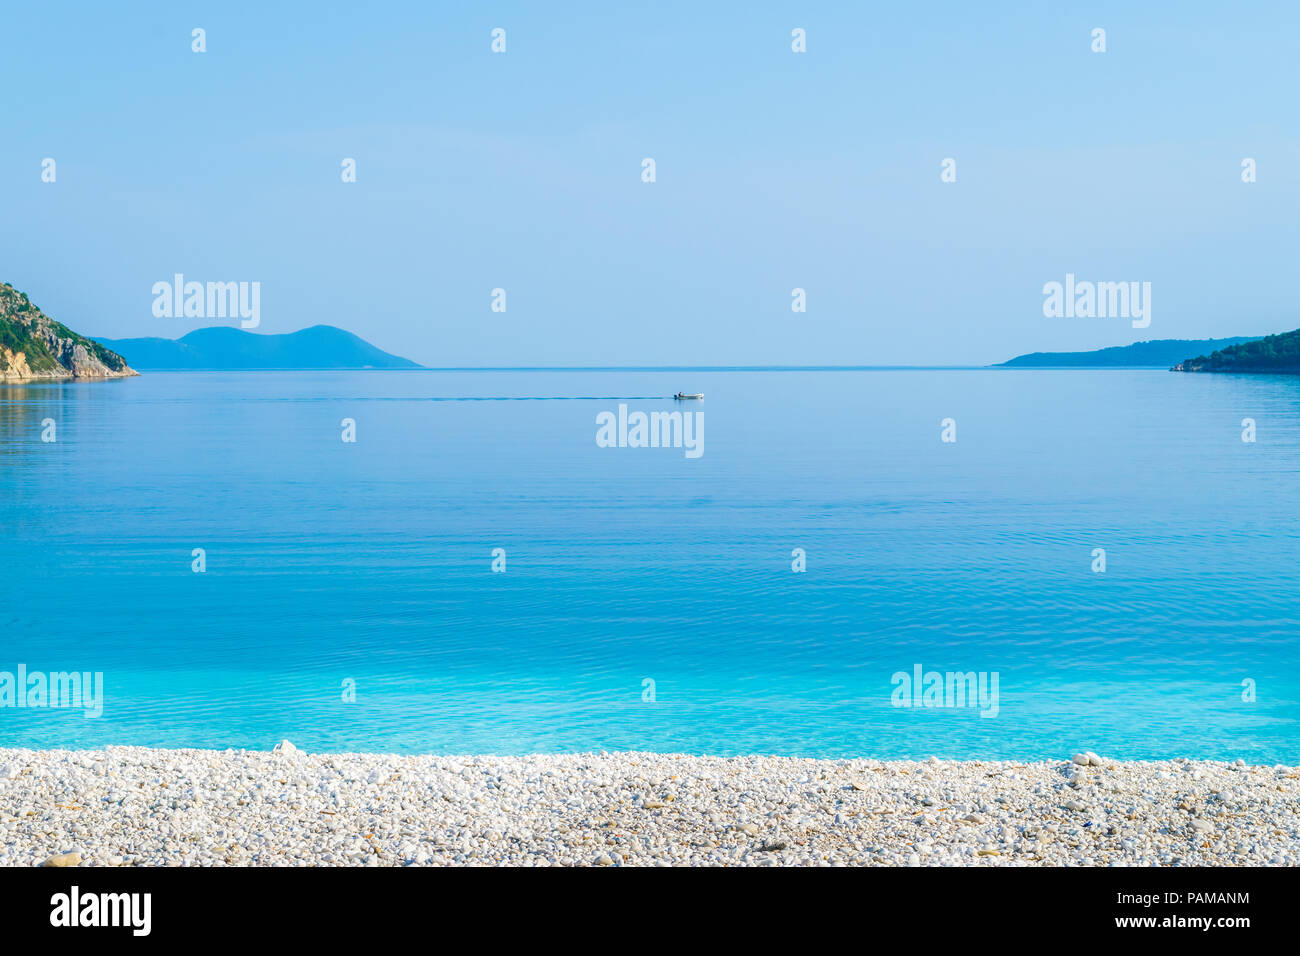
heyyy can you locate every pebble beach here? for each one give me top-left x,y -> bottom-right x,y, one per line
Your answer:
2,745 -> 1296,866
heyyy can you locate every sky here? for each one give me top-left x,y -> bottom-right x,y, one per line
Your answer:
3,1 -> 1298,366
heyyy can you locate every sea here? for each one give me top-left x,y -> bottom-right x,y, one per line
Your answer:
1,368 -> 1297,762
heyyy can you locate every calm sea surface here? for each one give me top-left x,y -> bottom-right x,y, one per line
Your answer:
2,369 -> 1298,761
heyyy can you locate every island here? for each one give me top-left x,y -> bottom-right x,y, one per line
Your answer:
1173,328 -> 1300,373
96,326 -> 421,370
1,283 -> 137,382
997,337 -> 1258,368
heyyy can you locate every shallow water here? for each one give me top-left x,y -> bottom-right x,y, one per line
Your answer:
1,368 -> 1297,761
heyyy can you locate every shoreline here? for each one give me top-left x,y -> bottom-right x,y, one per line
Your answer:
3,746 -> 1297,866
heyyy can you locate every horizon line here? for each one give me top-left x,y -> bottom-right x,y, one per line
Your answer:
111,364 -> 1187,373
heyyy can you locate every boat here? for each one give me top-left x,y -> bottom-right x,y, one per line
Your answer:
674,392 -> 704,400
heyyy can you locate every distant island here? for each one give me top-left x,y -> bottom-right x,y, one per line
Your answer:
1173,329 -> 1300,373
1,282 -> 136,382
95,326 -> 422,371
997,337 -> 1260,369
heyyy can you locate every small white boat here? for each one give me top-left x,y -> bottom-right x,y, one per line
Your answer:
674,392 -> 704,400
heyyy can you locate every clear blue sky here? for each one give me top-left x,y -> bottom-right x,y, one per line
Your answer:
3,1 -> 1297,366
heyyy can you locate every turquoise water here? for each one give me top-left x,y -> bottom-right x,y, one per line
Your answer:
1,369 -> 1298,762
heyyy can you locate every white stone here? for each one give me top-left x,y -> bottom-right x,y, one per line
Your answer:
0,747 -> 1292,867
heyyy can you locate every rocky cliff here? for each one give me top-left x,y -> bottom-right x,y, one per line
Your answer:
0,283 -> 137,382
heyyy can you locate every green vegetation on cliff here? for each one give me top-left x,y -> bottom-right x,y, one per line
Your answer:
1,283 -> 134,380
1176,328 -> 1300,373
